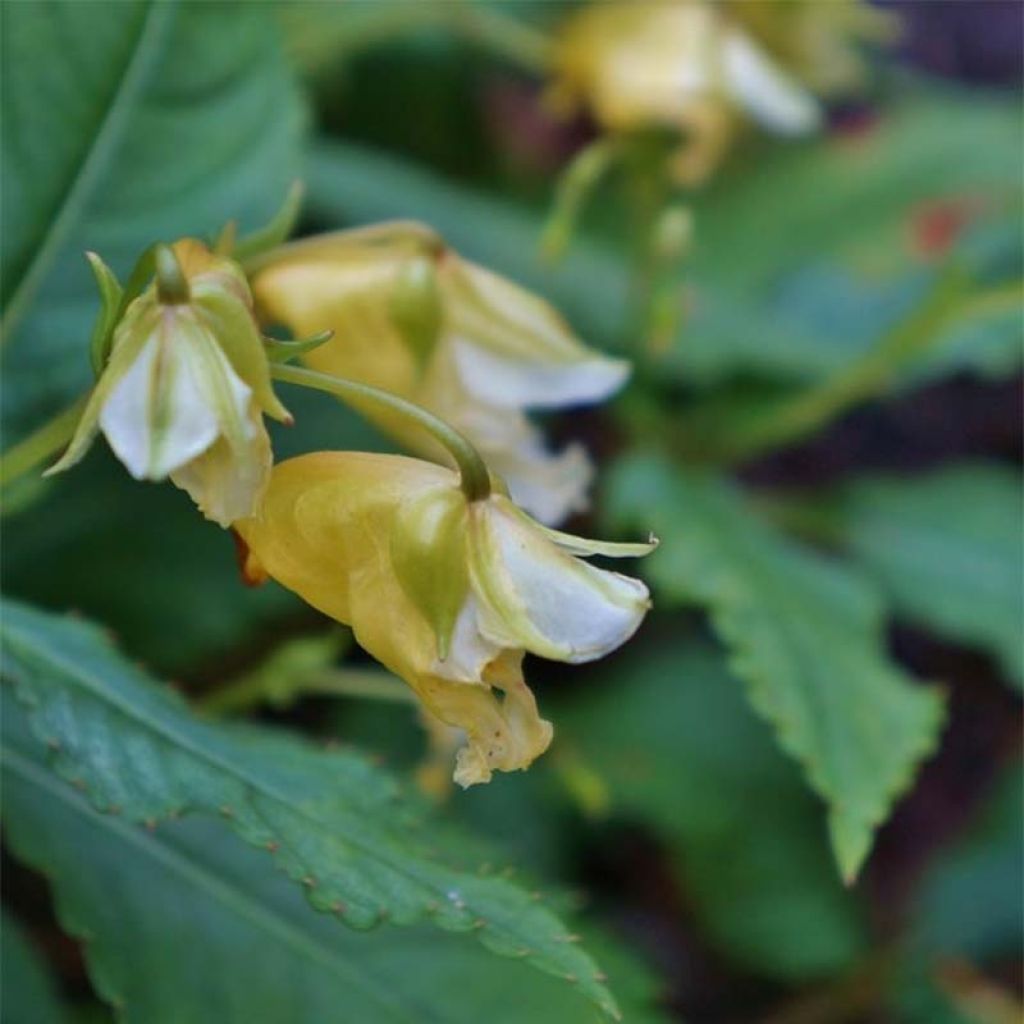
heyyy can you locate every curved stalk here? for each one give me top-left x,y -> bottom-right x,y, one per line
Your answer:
270,363 -> 491,502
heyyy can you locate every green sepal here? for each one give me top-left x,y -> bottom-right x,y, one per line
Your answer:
388,255 -> 444,368
391,488 -> 469,662
234,180 -> 305,265
263,328 -> 335,364
85,252 -> 123,377
212,219 -> 238,256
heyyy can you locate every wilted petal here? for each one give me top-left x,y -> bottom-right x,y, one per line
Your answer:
171,406 -> 270,527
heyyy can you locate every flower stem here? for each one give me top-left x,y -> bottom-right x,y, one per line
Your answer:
0,395 -> 89,487
270,363 -> 492,502
201,666 -> 412,716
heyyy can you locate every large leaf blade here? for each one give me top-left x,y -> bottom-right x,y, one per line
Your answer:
1,1 -> 306,443
604,455 -> 946,880
2,698 -> 656,1023
0,599 -> 619,1019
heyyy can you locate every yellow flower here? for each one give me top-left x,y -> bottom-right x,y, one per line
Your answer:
48,239 -> 290,526
548,0 -> 821,183
252,226 -> 628,525
235,451 -> 654,785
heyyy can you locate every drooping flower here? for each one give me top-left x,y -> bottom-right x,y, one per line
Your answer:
547,0 -> 821,183
234,451 -> 654,785
251,226 -> 629,525
48,240 -> 291,526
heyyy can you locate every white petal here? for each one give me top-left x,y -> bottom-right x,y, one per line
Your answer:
487,437 -> 593,527
100,333 -> 219,480
433,592 -> 504,683
418,348 -> 598,525
470,498 -> 650,663
722,29 -> 821,135
451,336 -> 629,409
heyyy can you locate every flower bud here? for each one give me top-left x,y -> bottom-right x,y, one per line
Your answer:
235,451 -> 656,785
48,239 -> 290,526
252,227 -> 629,525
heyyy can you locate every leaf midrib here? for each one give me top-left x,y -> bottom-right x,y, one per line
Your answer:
2,615 -> 602,1010
1,0 -> 177,342
1,745 -> 435,1024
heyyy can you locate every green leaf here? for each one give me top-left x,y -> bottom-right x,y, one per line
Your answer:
832,465 -> 1024,689
0,910 -> 69,1024
1,0 -> 306,443
558,633 -> 865,979
604,454 -> 946,881
912,762 -> 1023,963
2,700 -> 658,1024
666,85 -> 1023,386
0,599 -> 619,1019
890,761 -> 1023,1024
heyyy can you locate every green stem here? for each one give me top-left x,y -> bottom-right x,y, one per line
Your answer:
283,3 -> 552,78
270,363 -> 491,502
0,395 -> 89,487
682,268 -> 978,464
201,667 -> 412,716
541,138 -> 618,262
449,5 -> 554,76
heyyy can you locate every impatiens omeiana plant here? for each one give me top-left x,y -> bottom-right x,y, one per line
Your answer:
28,204 -> 654,786
251,223 -> 629,524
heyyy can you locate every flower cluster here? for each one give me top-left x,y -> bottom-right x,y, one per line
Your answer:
49,218 -> 653,785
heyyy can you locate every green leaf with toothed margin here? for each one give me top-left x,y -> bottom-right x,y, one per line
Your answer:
833,465 -> 1024,690
0,599 -> 619,1020
604,455 -> 946,881
1,696 -> 652,1024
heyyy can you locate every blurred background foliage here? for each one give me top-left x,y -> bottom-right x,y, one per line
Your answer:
1,1 -> 1021,1022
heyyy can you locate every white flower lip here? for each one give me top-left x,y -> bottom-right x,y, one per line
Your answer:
467,497 -> 651,665
722,28 -> 822,135
99,312 -> 254,482
100,333 -> 221,480
451,337 -> 629,410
